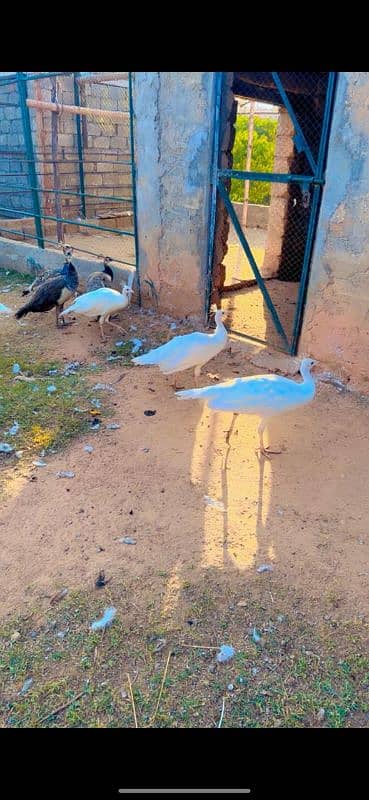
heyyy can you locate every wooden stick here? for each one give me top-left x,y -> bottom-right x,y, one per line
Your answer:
38,690 -> 86,724
26,98 -> 129,122
178,643 -> 219,650
150,650 -> 172,727
126,673 -> 138,728
217,696 -> 226,728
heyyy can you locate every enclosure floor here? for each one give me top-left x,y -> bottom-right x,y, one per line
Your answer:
223,226 -> 298,348
49,230 -> 136,267
1,281 -> 369,628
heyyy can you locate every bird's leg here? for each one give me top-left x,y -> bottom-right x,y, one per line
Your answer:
225,413 -> 239,445
99,317 -> 107,343
57,304 -> 73,327
107,319 -> 128,335
257,420 -> 281,458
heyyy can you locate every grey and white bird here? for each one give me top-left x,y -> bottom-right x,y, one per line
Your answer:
86,257 -> 114,292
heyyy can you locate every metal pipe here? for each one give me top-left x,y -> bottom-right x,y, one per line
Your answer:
205,71 -> 224,318
0,205 -> 135,237
17,72 -> 44,249
128,72 -> 140,303
50,76 -> 63,242
219,169 -> 319,183
73,72 -> 86,219
26,97 -> 129,121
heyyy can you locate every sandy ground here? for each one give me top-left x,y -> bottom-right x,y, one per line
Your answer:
1,283 -> 369,625
223,227 -> 299,347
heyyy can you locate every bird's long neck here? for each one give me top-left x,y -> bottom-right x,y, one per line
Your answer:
214,315 -> 227,341
300,362 -> 315,389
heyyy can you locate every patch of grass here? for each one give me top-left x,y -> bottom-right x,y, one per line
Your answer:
0,350 -> 107,488
1,579 -> 369,728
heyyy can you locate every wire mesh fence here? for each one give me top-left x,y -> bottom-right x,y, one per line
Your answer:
0,72 -> 138,275
218,71 -> 335,351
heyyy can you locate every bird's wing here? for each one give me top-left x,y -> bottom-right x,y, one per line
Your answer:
206,374 -> 302,412
142,331 -> 217,370
25,275 -> 67,311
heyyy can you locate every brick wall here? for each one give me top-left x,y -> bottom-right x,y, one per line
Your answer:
0,74 -> 133,236
0,79 -> 33,219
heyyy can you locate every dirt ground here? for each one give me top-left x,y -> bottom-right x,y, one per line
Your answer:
1,282 -> 369,626
223,227 -> 299,347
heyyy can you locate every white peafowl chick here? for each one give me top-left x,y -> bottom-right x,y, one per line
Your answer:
59,282 -> 133,342
132,308 -> 228,388
176,357 -> 317,457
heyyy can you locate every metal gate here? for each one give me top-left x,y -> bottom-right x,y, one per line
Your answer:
206,72 -> 337,354
0,71 -> 140,300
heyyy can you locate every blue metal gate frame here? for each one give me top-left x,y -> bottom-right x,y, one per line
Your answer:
206,71 -> 337,354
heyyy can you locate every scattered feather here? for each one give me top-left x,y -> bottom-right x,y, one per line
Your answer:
204,495 -> 226,512
216,644 -> 235,663
19,678 -> 33,695
90,606 -> 117,631
0,443 -> 14,453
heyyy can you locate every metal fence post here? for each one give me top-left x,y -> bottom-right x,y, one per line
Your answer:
73,73 -> 86,219
128,72 -> 141,306
16,72 -> 44,249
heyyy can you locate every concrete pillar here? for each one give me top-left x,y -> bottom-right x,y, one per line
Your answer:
133,72 -> 216,319
299,73 -> 369,388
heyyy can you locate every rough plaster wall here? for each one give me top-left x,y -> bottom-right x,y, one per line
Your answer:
299,73 -> 369,387
133,72 -> 215,318
262,109 -> 294,278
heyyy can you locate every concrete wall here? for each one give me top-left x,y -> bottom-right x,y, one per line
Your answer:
232,201 -> 269,230
133,72 -> 216,318
299,73 -> 369,387
0,236 -> 135,292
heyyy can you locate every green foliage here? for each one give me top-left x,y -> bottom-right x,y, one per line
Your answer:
230,115 -> 277,206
